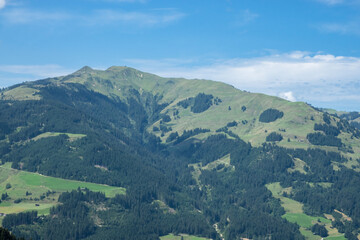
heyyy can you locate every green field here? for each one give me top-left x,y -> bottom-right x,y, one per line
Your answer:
0,163 -> 125,220
325,236 -> 347,240
0,86 -> 41,101
160,233 -> 211,240
266,182 -> 302,213
283,213 -> 330,228
31,132 -> 86,141
266,182 -> 345,240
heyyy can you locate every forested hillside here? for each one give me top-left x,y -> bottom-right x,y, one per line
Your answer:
0,67 -> 360,239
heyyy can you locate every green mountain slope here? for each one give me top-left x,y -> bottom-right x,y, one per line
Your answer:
1,66 -> 360,240
2,66 -> 359,164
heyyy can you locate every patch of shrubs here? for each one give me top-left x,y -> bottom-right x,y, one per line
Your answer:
311,223 -> 328,237
323,113 -> 331,124
161,114 -> 171,123
259,108 -> 284,123
177,93 -> 221,114
266,132 -> 283,142
191,93 -> 214,113
314,123 -> 340,136
166,132 -> 179,143
307,132 -> 342,147
160,124 -> 172,133
177,98 -> 193,109
226,121 -> 238,127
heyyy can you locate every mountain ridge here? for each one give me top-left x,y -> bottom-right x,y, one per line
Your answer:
1,66 -> 360,239
2,66 -> 359,162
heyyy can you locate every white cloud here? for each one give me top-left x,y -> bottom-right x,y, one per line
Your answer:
0,8 -> 185,26
235,9 -> 258,26
2,52 -> 360,110
124,52 -> 360,109
0,0 -> 5,9
318,21 -> 360,35
279,91 -> 297,102
87,9 -> 184,26
1,9 -> 71,24
0,64 -> 73,78
0,64 -> 75,89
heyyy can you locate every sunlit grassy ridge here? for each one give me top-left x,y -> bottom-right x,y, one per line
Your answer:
57,67 -> 351,151
0,86 -> 41,101
1,66 -> 359,163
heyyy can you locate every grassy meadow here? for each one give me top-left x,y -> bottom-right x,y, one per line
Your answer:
0,162 -> 125,225
31,132 -> 86,141
266,182 -> 346,240
160,233 -> 211,240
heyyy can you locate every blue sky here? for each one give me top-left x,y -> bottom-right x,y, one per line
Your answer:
1,0 -> 360,111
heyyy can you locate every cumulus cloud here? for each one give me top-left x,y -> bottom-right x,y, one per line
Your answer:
2,52 -> 360,110
124,52 -> 360,110
235,9 -> 258,26
0,0 -> 5,9
279,92 -> 297,102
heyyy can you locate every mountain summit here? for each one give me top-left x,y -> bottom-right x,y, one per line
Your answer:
1,66 -> 360,240
2,66 -> 359,157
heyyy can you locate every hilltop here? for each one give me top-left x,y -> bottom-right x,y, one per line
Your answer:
2,66 -> 359,162
1,66 -> 360,240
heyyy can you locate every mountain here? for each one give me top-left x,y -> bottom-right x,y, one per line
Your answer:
2,66 -> 359,154
0,66 -> 360,240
